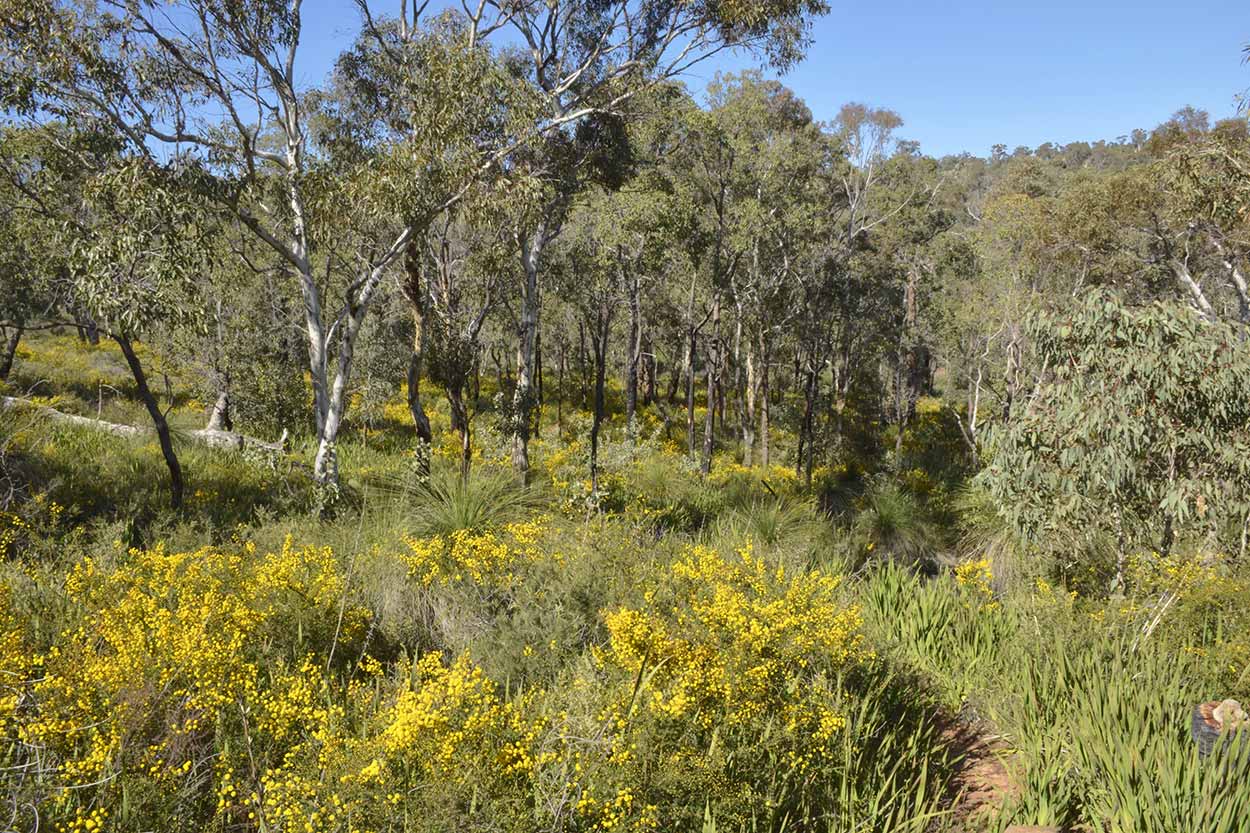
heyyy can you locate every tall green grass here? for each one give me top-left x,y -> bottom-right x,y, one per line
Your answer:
862,563 -> 1250,832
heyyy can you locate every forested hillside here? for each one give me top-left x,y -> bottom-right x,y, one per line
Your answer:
1,2 -> 1249,832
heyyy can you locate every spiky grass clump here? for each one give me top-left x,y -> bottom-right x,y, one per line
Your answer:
850,479 -> 942,568
951,484 -> 1031,593
405,465 -> 537,537
710,497 -> 837,572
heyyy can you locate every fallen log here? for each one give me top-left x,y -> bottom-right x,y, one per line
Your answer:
1,395 -> 286,454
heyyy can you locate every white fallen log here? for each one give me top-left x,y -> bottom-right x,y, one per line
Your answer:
0,396 -> 286,453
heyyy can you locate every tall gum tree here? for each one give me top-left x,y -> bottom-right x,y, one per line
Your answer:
2,1 -> 536,488
70,159 -> 213,510
473,0 -> 831,480
323,9 -> 544,471
0,129 -> 65,381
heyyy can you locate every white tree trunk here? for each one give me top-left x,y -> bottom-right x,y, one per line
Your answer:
1170,259 -> 1217,323
206,388 -> 232,432
512,221 -> 546,480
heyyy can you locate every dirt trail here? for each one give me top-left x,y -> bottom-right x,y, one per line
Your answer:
942,722 -> 1058,833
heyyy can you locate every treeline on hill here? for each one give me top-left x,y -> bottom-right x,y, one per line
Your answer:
2,2 -> 1250,832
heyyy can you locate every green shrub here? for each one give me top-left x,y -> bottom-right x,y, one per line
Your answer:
860,559 -> 1250,832
848,479 -> 943,568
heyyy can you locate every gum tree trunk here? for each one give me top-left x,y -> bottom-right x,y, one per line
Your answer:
589,305 -> 611,495
701,293 -> 721,476
0,324 -> 22,381
623,260 -> 642,438
206,387 -> 232,432
447,382 -> 472,481
116,332 -> 183,510
742,334 -> 757,467
759,331 -> 771,468
402,239 -> 434,469
512,220 -> 547,482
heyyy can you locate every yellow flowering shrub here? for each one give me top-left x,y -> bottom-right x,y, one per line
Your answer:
379,652 -> 547,779
211,654 -> 350,831
606,543 -> 864,733
1123,551 -> 1237,599
576,543 -> 869,828
0,493 -> 64,557
1117,552 -> 1250,692
29,547 -> 264,784
15,539 -> 368,826
0,583 -> 33,728
955,557 -> 999,610
222,651 -> 548,833
0,511 -> 28,558
401,518 -> 548,588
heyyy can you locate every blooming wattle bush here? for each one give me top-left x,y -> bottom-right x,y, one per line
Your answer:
1,527 -> 883,833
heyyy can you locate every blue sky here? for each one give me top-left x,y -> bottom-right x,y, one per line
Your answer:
295,0 -> 1249,158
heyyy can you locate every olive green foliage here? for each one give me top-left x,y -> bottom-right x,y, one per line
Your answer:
325,12 -> 546,228
983,290 -> 1250,560
848,478 -> 943,568
5,5 -> 1250,831
5,279 -> 1250,833
402,463 -> 538,536
0,131 -> 56,336
69,159 -> 213,337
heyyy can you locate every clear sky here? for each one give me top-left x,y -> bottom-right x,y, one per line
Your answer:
295,0 -> 1249,158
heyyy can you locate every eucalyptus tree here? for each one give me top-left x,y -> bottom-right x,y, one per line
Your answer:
0,126 -> 106,380
791,104 -> 904,475
67,159 -> 214,510
325,9 -> 542,463
599,186 -> 658,439
420,195 -> 525,479
620,84 -> 713,459
0,0 -> 542,489
1057,167 -> 1208,315
554,194 -> 623,495
1057,116 -> 1250,331
710,72 -> 823,467
920,231 -> 990,461
546,173 -> 669,490
1161,128 -> 1250,328
0,132 -> 52,380
977,183 -> 1066,420
1052,115 -> 1250,328
983,290 -> 1250,572
0,126 -> 217,512
654,75 -> 806,474
675,104 -> 739,474
1,1 -> 360,486
865,150 -> 956,461
584,119 -> 689,439
0,218 -> 30,380
470,0 -> 830,481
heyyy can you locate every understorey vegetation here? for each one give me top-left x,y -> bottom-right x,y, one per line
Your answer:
1,3 -> 1249,831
